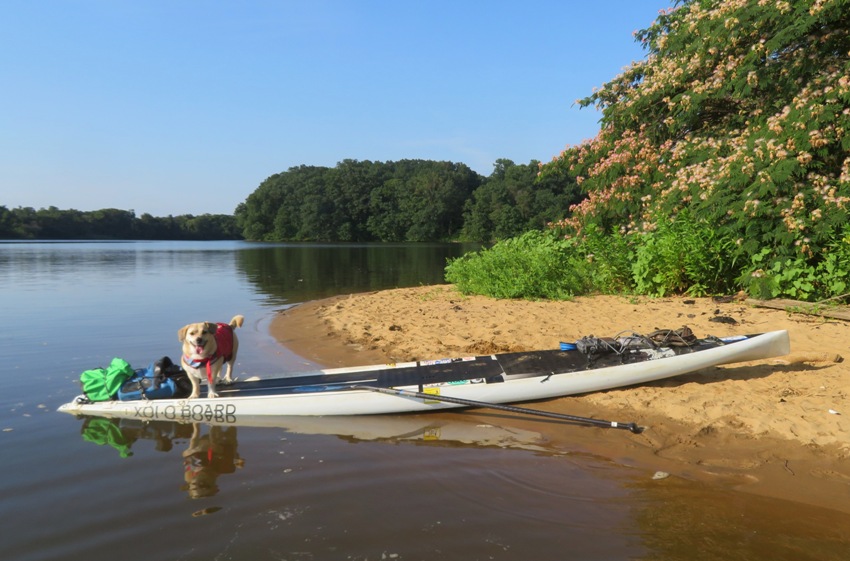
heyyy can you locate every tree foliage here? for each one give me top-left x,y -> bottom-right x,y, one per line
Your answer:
235,159 -> 578,242
461,159 -> 583,242
538,0 -> 850,300
235,160 -> 476,242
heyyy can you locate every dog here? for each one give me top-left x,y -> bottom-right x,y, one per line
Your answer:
178,315 -> 244,398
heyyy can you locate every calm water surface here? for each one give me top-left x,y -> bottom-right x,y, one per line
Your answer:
1,241 -> 848,561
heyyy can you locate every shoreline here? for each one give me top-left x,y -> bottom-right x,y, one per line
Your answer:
270,285 -> 850,513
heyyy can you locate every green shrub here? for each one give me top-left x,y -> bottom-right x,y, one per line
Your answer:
446,212 -> 749,300
741,226 -> 850,301
445,230 -> 586,299
632,211 -> 742,297
573,224 -> 636,294
445,227 -> 641,300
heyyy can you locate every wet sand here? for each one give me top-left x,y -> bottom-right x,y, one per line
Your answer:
271,286 -> 850,513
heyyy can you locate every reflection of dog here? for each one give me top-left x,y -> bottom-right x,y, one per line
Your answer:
182,424 -> 244,499
178,315 -> 244,398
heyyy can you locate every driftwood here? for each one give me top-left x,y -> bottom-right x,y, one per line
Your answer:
746,298 -> 850,322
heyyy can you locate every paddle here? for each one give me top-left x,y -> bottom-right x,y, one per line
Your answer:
352,385 -> 642,433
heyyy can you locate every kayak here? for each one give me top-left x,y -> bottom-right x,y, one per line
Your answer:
58,329 -> 790,425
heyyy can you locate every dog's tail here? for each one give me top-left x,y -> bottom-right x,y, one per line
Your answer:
230,315 -> 245,330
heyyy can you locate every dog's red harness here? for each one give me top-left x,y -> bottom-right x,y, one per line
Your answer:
184,323 -> 236,384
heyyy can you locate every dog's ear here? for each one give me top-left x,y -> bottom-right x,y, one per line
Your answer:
204,322 -> 217,335
178,325 -> 189,342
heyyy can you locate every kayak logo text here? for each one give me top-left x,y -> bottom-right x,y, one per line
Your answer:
132,402 -> 237,424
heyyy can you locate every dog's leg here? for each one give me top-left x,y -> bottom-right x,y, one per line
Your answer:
222,359 -> 234,385
187,372 -> 201,399
208,378 -> 218,399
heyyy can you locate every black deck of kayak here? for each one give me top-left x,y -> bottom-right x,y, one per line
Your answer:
214,340 -> 723,398
217,353 -> 510,397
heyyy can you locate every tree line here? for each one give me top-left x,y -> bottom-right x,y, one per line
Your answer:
235,158 -> 581,242
0,206 -> 240,240
4,159 -> 581,243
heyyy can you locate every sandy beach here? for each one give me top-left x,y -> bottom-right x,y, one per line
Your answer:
271,285 -> 850,512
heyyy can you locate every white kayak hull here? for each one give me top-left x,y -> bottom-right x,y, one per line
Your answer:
58,330 -> 790,424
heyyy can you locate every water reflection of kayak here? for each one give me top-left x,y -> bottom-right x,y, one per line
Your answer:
79,413 -> 549,456
242,413 -> 549,451
59,330 -> 789,425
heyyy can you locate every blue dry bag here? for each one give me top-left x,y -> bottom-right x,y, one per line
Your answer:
117,356 -> 191,401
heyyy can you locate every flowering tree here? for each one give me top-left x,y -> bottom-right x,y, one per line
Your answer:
542,0 -> 850,299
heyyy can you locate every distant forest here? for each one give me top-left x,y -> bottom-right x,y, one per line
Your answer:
0,206 -> 240,240
3,158 -> 582,242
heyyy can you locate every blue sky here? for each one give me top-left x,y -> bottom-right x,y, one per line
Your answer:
2,1 -> 673,217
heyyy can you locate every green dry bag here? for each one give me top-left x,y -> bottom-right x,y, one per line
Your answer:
79,358 -> 135,402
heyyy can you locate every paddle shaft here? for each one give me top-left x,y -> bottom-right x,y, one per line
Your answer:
352,385 -> 641,433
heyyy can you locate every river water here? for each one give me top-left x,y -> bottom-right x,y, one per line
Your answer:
1,240 -> 848,561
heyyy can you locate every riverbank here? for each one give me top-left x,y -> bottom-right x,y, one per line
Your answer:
271,285 -> 850,512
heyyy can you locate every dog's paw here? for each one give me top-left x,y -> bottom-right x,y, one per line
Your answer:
222,376 -> 233,385
207,390 -> 219,399
188,392 -> 200,400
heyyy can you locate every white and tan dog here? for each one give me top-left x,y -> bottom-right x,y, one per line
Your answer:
178,315 -> 244,398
